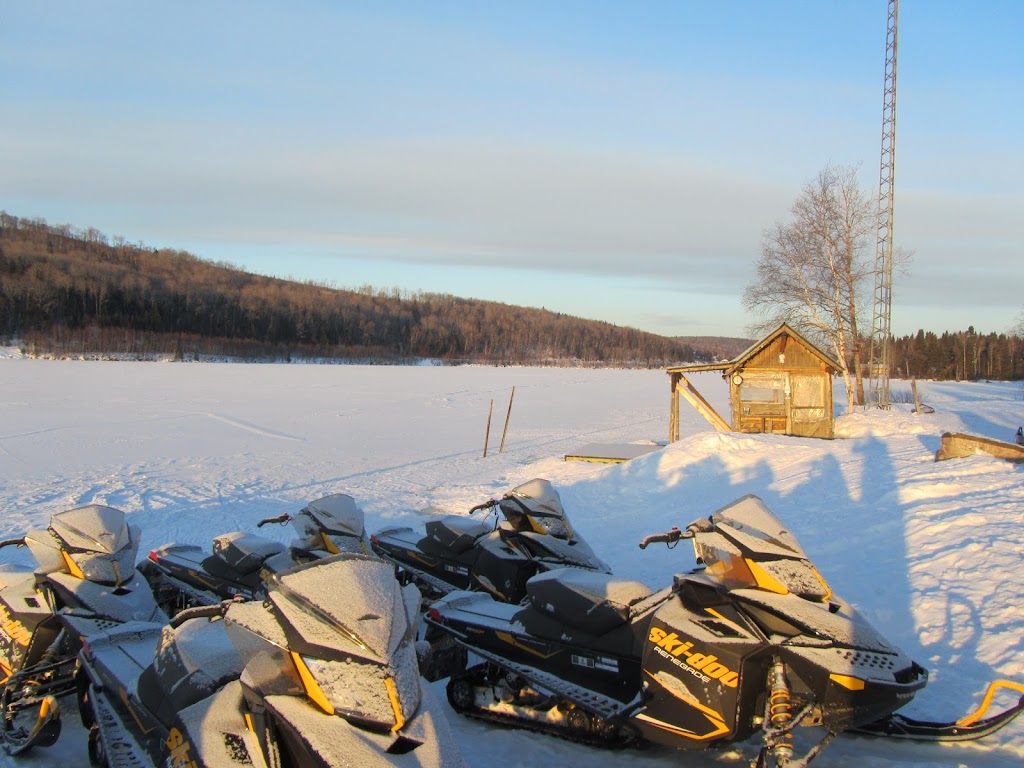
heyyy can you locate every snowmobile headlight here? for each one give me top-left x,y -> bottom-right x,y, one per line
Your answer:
291,639 -> 421,733
527,515 -> 572,540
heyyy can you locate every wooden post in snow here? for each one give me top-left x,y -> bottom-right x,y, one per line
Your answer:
483,400 -> 493,457
911,379 -> 922,414
499,387 -> 515,453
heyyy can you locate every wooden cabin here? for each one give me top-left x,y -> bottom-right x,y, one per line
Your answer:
667,324 -> 841,440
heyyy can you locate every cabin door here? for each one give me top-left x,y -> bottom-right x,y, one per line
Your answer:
790,374 -> 831,438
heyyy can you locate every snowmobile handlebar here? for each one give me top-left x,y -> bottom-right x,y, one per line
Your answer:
257,513 -> 293,528
0,537 -> 26,550
468,499 -> 499,514
168,597 -> 242,628
638,527 -> 691,549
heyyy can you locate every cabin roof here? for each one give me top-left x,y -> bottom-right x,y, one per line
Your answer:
667,323 -> 841,376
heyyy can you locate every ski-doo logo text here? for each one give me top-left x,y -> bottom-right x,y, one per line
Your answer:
648,628 -> 739,688
166,727 -> 199,768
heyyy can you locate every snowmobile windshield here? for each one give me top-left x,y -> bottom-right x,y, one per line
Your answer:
293,494 -> 368,554
708,495 -> 808,560
49,505 -> 132,555
695,496 -> 830,601
500,478 -> 573,539
25,505 -> 139,585
299,494 -> 365,537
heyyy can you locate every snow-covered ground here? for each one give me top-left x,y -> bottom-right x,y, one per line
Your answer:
2,356 -> 1023,767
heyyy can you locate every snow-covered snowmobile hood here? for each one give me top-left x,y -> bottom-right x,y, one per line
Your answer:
299,493 -> 366,538
500,478 -> 574,539
24,504 -> 141,585
292,493 -> 370,555
225,554 -> 423,734
265,554 -> 415,663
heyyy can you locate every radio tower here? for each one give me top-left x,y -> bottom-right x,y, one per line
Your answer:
868,0 -> 898,408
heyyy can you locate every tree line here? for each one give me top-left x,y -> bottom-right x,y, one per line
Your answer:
0,212 -> 705,366
890,328 -> 1021,382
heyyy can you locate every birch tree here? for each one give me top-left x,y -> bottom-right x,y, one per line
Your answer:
742,164 -> 875,412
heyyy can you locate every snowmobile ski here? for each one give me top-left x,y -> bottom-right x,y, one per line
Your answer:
851,678 -> 1024,742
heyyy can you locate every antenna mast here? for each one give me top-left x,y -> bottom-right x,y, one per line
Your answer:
868,0 -> 898,408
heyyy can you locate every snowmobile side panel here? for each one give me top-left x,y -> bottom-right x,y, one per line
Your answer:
429,595 -> 641,709
173,681 -> 266,768
515,531 -> 611,573
636,594 -> 769,748
0,571 -> 55,673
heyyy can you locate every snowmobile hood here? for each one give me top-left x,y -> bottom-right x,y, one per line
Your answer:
227,554 -> 423,736
49,504 -> 132,555
500,478 -> 575,539
266,554 -> 414,664
299,493 -> 366,538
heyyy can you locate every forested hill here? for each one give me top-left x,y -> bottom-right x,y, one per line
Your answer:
0,213 -> 732,366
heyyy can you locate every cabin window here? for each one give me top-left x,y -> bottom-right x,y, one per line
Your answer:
739,381 -> 784,404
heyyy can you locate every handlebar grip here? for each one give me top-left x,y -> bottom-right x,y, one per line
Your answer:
0,537 -> 26,550
638,527 -> 684,549
169,599 -> 237,628
257,513 -> 292,528
468,500 -> 497,514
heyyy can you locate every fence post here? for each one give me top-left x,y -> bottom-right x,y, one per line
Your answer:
499,387 -> 515,453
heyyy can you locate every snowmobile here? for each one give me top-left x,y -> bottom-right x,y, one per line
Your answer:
140,493 -> 371,614
371,478 -> 610,605
77,553 -> 466,768
0,503 -> 165,755
422,494 -> 1024,767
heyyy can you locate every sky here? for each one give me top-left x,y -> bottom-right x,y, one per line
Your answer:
2,1 -> 1022,339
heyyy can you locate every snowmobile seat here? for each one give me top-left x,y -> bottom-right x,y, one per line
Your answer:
424,516 -> 491,554
137,618 -> 244,728
526,568 -> 653,635
210,531 -> 286,575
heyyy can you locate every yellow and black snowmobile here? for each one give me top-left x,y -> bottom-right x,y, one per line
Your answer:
77,554 -> 466,768
0,504 -> 164,755
372,479 -> 610,605
423,494 -> 1024,767
139,493 -> 371,615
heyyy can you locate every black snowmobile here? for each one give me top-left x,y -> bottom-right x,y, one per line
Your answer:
0,504 -> 165,755
76,553 -> 466,768
140,493 -> 371,614
371,478 -> 610,604
422,494 -> 1024,767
